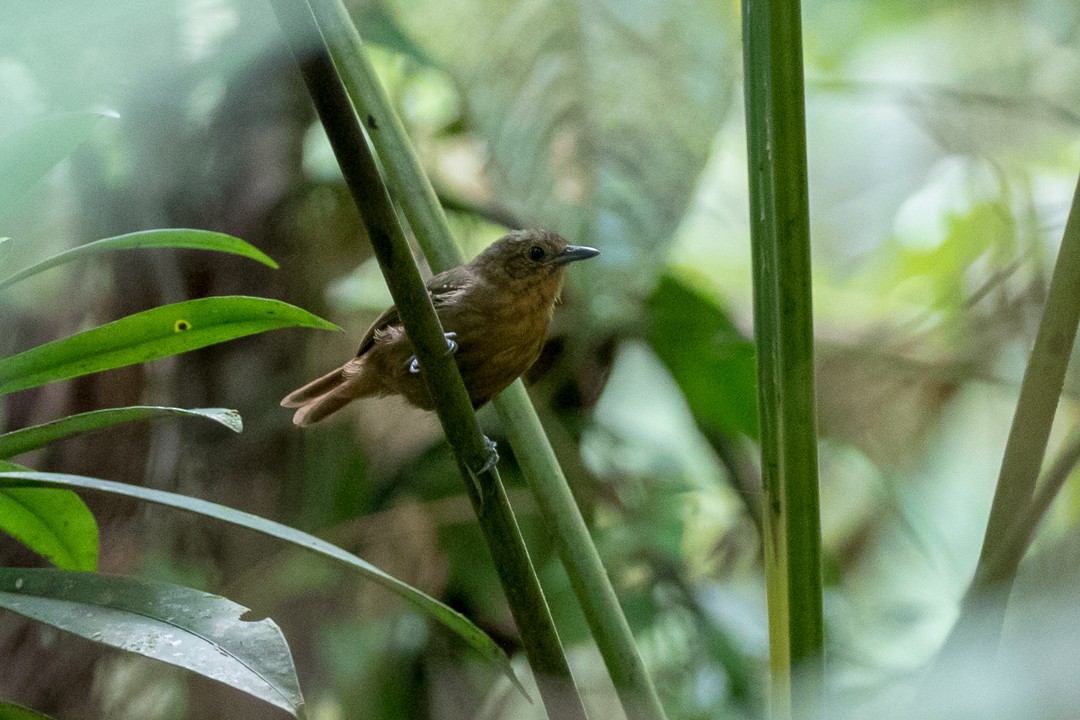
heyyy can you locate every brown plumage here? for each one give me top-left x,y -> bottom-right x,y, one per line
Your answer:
282,229 -> 599,426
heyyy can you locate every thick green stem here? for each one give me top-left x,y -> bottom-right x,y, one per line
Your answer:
304,0 -> 462,270
495,383 -> 669,720
302,1 -> 669,718
741,0 -> 824,716
269,2 -> 588,717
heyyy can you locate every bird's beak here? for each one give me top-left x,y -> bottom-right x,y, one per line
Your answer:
554,245 -> 601,265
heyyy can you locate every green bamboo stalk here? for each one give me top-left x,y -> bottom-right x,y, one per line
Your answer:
979,428 -> 1080,592
303,2 -> 669,719
494,383 -> 668,720
268,3 -> 588,717
956,173 -> 1080,637
302,0 -> 461,273
741,0 -> 825,715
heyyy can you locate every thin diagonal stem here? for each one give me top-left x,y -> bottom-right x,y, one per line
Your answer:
268,2 -> 588,717
302,1 -> 669,718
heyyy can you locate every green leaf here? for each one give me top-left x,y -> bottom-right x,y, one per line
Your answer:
0,461 -> 98,571
0,111 -> 116,227
386,0 -> 735,296
0,406 -> 241,459
353,1 -> 436,65
0,568 -> 304,717
0,470 -> 523,693
0,237 -> 11,269
647,273 -> 759,439
0,297 -> 340,395
0,701 -> 57,720
0,229 -> 278,291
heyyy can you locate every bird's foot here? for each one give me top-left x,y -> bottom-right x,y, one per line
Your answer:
475,436 -> 499,474
407,332 -> 458,374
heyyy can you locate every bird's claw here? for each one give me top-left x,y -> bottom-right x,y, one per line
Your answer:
475,436 -> 499,474
407,332 -> 458,374
443,331 -> 458,356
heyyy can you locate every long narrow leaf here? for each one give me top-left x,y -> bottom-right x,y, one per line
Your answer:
0,229 -> 277,291
0,568 -> 304,717
0,111 -> 115,227
0,406 -> 241,459
0,297 -> 339,395
0,460 -> 98,571
0,470 -> 523,693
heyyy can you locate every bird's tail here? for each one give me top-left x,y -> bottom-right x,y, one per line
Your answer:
281,364 -> 371,426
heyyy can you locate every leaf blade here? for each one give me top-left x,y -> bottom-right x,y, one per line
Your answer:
0,701 -> 58,720
0,470 -> 522,692
0,568 -> 304,716
0,296 -> 339,395
0,111 -> 116,227
0,229 -> 278,291
0,461 -> 98,571
0,406 -> 242,459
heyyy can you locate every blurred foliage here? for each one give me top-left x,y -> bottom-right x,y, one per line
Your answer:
1,0 -> 1080,718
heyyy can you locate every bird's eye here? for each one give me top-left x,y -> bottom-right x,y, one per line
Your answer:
528,245 -> 546,262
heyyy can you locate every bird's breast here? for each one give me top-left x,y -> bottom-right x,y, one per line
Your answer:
441,276 -> 560,405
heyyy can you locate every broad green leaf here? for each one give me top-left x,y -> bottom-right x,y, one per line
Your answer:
0,568 -> 304,717
0,470 -> 524,695
386,0 -> 735,299
0,297 -> 339,395
0,461 -> 97,571
646,273 -> 758,439
0,701 -> 57,720
0,111 -> 116,227
0,238 -> 11,269
0,406 -> 242,459
0,229 -> 278,291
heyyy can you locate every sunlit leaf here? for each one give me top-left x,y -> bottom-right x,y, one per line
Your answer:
0,460 -> 97,571
647,273 -> 758,439
0,568 -> 304,717
0,297 -> 339,395
0,470 -> 524,695
0,111 -> 116,227
0,229 -> 278,291
0,406 -> 242,459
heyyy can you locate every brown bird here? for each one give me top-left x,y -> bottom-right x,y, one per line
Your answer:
282,229 -> 599,426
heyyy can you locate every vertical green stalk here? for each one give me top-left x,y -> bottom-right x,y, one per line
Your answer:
268,2 -> 589,718
947,173 -> 1080,645
303,1 -> 668,718
741,0 -> 824,716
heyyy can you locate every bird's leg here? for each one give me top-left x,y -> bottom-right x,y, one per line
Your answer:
407,332 -> 458,374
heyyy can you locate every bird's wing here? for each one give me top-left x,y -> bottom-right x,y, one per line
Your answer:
353,265 -> 473,356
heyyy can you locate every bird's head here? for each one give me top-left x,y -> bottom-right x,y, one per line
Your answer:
472,229 -> 600,287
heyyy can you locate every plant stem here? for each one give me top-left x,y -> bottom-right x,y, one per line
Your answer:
304,0 -> 461,271
953,173 -> 1080,639
495,383 -> 669,720
741,0 -> 825,715
268,2 -> 588,717
979,428 -> 1080,590
303,1 -> 669,718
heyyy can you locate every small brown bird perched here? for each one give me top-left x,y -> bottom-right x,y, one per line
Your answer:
282,229 -> 599,426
